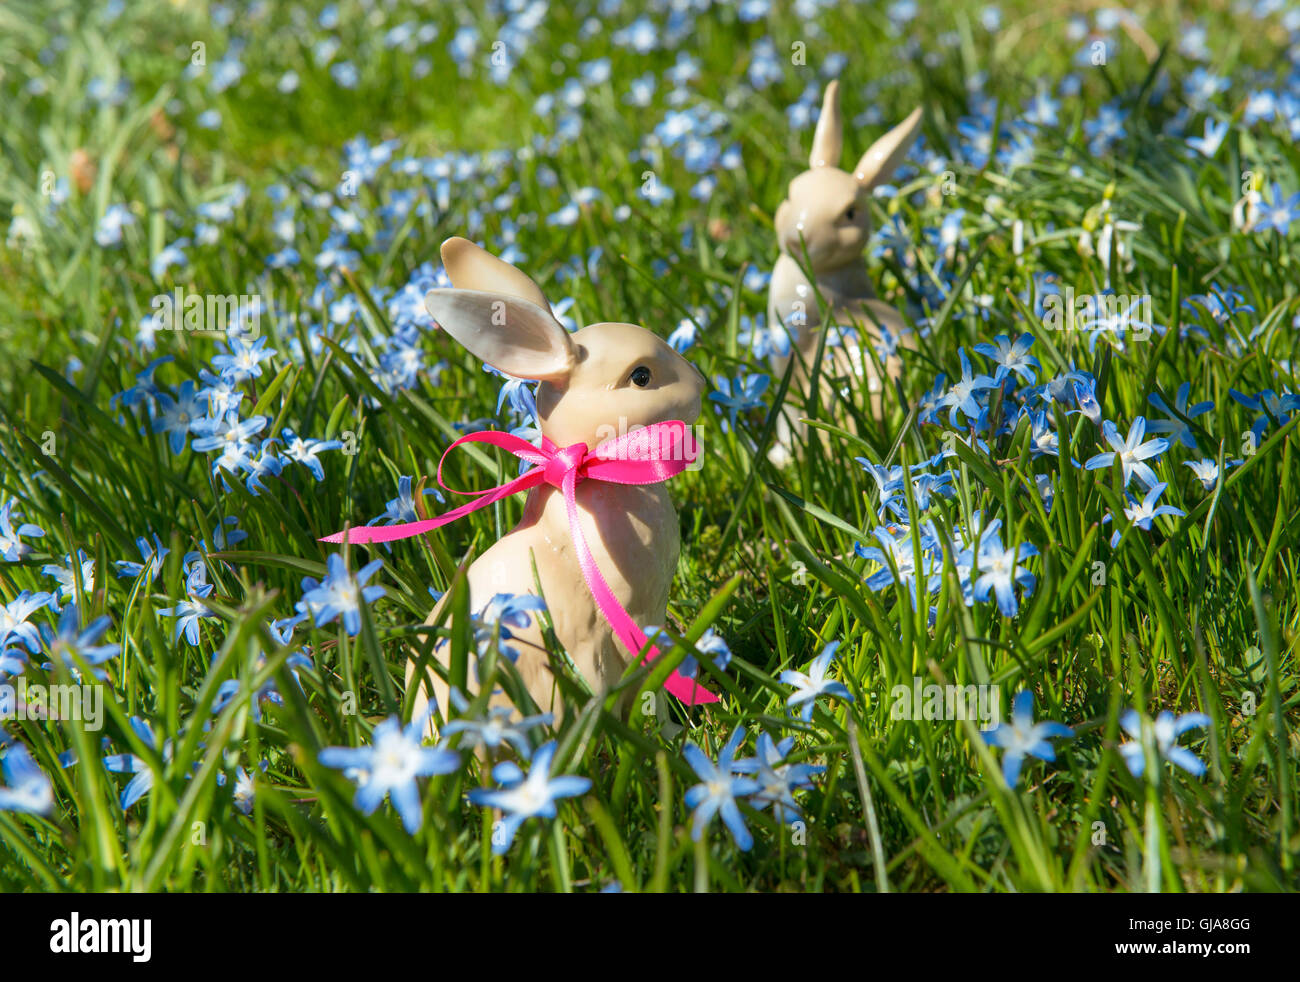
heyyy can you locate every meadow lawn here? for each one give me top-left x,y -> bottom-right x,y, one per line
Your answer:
0,0 -> 1297,892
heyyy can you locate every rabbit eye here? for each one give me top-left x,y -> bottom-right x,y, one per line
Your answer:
630,366 -> 652,387
842,206 -> 857,222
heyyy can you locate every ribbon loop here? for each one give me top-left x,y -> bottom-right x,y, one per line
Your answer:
321,420 -> 718,706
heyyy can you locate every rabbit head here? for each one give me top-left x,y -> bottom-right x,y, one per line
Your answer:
773,80 -> 922,272
425,237 -> 705,451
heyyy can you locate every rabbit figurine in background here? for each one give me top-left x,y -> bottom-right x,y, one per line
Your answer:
406,237 -> 707,730
767,79 -> 923,466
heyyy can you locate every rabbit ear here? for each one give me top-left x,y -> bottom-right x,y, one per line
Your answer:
439,236 -> 553,312
853,107 -> 923,189
809,80 -> 843,169
425,289 -> 576,382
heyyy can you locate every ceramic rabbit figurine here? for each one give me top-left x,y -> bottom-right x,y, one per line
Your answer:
406,237 -> 707,731
767,80 -> 922,466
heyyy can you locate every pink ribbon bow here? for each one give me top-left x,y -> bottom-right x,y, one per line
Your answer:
321,420 -> 719,706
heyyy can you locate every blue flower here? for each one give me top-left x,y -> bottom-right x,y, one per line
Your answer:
208,52 -> 245,93
930,208 -> 967,257
683,726 -> 760,850
679,626 -> 732,679
738,314 -> 791,360
1068,372 -> 1104,425
1183,67 -> 1229,110
319,714 -> 460,834
855,459 -> 905,499
668,318 -> 699,353
623,69 -> 656,106
1024,85 -> 1060,126
0,591 -> 54,660
1079,295 -> 1154,352
1118,710 -> 1211,779
0,499 -> 45,561
178,556 -> 213,603
494,375 -> 539,421
103,716 -> 168,810
212,657 -> 307,723
195,369 -> 244,418
0,744 -> 54,815
210,621 -> 311,723
114,534 -> 169,582
855,526 -> 940,605
939,348 -> 998,426
94,203 -> 135,247
1184,457 -> 1239,492
974,333 -> 1040,386
915,374 -> 948,425
1186,117 -> 1228,157
1146,382 -> 1213,450
1128,481 -> 1184,528
1084,418 -> 1169,488
614,15 -> 658,53
442,688 -> 553,756
1183,285 -> 1254,333
467,740 -> 590,853
266,246 -> 300,269
41,550 -> 96,607
330,61 -> 359,88
709,373 -> 770,429
882,469 -> 955,520
779,641 -> 854,722
645,625 -> 731,679
231,766 -> 257,815
997,128 -> 1036,172
208,516 -> 248,551
982,690 -> 1074,786
1026,410 -> 1059,458
39,604 -> 121,680
369,475 -> 442,526
0,650 -> 25,678
190,411 -> 268,459
730,732 -> 823,824
158,596 -> 217,646
477,593 -> 545,634
1107,482 -> 1186,548
150,239 -> 190,280
467,593 -> 548,664
298,554 -> 386,637
967,530 -> 1039,617
740,265 -> 770,293
242,441 -> 284,495
1083,101 -> 1127,155
1228,388 -> 1300,442
315,236 -> 362,272
1255,182 -> 1300,235
1243,89 -> 1277,124
280,427 -> 344,482
212,336 -> 275,383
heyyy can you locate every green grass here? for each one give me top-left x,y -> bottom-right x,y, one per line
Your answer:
0,0 -> 1296,892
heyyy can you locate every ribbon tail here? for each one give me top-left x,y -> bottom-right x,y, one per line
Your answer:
321,518 -> 448,545
663,670 -> 721,706
321,470 -> 543,544
561,472 -> 719,706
